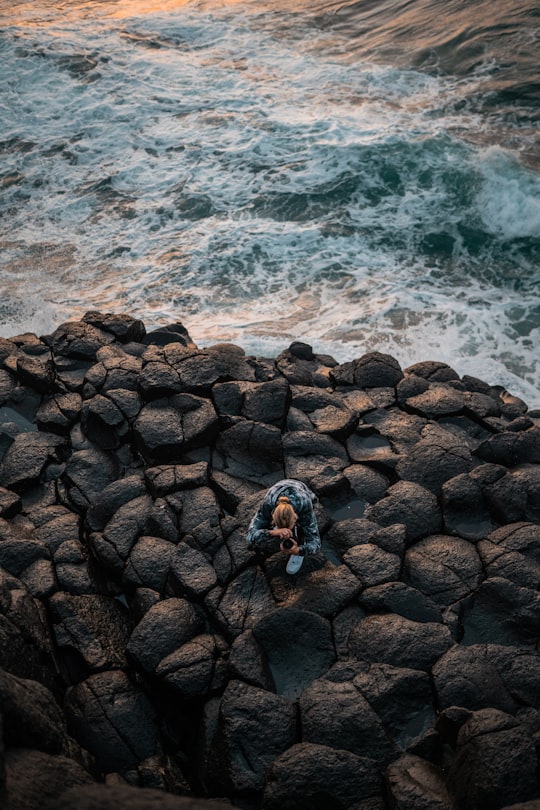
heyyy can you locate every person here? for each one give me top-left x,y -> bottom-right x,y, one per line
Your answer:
246,479 -> 321,574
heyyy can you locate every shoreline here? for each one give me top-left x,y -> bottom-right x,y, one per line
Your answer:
0,311 -> 539,809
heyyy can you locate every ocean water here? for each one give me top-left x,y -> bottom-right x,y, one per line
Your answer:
1,0 -> 539,404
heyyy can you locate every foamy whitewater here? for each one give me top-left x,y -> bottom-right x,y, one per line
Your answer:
1,0 -> 539,404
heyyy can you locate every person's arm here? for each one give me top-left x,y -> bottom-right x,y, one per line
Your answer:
246,500 -> 274,547
296,506 -> 321,556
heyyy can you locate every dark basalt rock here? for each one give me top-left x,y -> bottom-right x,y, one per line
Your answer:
263,742 -> 381,810
446,709 -> 540,809
64,670 -> 161,772
1,312 -> 539,809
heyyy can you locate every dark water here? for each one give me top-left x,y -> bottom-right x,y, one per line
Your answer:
1,0 -> 539,403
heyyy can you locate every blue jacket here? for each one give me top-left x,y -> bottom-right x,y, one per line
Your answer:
246,479 -> 321,556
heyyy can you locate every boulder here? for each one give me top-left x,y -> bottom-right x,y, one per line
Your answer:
50,593 -> 131,672
123,536 -> 175,593
343,543 -> 401,587
252,608 -> 335,698
348,614 -> 453,671
396,423 -> 473,494
202,680 -> 296,793
433,644 -> 540,713
360,581 -> 442,623
403,535 -> 483,608
82,311 -> 146,344
62,448 -> 120,512
331,352 -> 403,388
206,568 -> 275,639
385,754 -> 453,809
0,668 -> 67,754
126,598 -> 204,674
459,577 -> 540,647
36,392 -> 83,436
4,749 -> 93,810
263,742 -> 381,810
268,562 -> 361,617
0,432 -> 65,492
299,677 -> 397,765
64,670 -> 161,772
134,394 -> 219,465
477,522 -> 540,589
365,481 -> 442,543
156,633 -> 226,699
447,709 -> 540,809
45,320 -> 115,359
166,541 -> 217,599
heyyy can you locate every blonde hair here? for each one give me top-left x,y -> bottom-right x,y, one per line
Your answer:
272,495 -> 297,529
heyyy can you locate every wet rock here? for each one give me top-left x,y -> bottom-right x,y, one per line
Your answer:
299,676 -> 397,765
202,679 -> 297,793
134,394 -> 219,465
403,535 -> 483,608
343,464 -> 390,504
447,708 -> 540,809
283,430 -> 349,493
331,351 -> 403,389
126,598 -> 204,675
365,481 -> 442,543
385,754 -> 452,810
263,742 -> 381,810
4,748 -> 93,810
349,614 -> 452,671
64,670 -> 161,772
276,345 -> 335,387
252,608 -> 335,699
346,428 -> 400,467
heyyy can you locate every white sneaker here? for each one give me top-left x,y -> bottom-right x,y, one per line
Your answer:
286,554 -> 304,575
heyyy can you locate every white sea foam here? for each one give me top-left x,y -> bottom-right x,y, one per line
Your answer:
1,3 -> 539,406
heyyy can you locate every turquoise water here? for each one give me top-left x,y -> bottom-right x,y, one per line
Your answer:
1,0 -> 539,404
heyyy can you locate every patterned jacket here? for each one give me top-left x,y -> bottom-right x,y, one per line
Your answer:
246,479 -> 321,556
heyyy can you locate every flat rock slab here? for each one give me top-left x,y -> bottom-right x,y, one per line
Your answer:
349,614 -> 453,671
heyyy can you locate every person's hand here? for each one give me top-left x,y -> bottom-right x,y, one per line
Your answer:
269,528 -> 292,540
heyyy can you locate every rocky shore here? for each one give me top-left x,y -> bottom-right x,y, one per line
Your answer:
0,311 -> 539,810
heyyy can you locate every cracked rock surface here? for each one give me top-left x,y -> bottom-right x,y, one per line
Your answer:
0,312 -> 539,809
